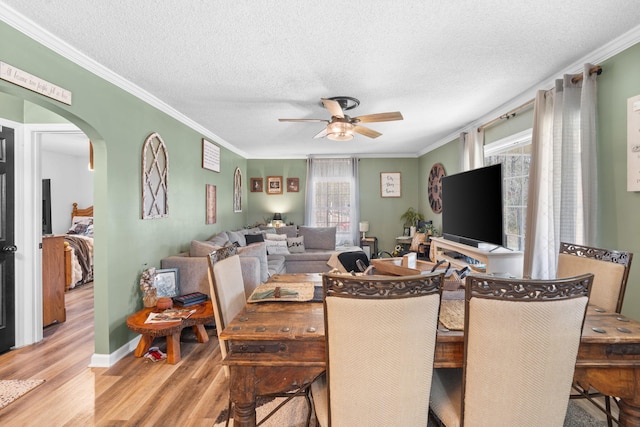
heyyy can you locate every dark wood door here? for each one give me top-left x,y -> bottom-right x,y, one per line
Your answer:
0,125 -> 15,353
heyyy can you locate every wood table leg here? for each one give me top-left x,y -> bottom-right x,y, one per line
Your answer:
165,332 -> 181,364
133,335 -> 154,357
192,324 -> 209,343
233,402 -> 257,427
619,399 -> 640,427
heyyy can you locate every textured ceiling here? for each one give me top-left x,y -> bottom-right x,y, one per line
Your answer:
3,1 -> 640,158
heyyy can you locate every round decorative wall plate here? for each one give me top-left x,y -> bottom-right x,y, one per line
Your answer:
428,163 -> 446,213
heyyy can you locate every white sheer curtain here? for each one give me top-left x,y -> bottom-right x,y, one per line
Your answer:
461,129 -> 484,171
523,64 -> 598,279
305,158 -> 359,246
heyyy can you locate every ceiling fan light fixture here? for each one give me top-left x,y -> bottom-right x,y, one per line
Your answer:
326,121 -> 354,141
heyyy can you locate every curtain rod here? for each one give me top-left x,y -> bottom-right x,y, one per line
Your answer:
477,65 -> 602,132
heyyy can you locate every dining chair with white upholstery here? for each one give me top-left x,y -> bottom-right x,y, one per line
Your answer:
429,273 -> 594,427
207,248 -> 312,427
311,271 -> 443,427
557,242 -> 633,427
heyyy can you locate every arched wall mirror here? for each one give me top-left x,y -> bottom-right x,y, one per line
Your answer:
142,132 -> 169,219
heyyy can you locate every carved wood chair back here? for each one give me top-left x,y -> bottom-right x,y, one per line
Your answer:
312,272 -> 443,426
429,273 -> 593,426
557,242 -> 633,313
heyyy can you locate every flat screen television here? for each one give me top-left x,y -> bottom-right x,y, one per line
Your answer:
441,164 -> 503,247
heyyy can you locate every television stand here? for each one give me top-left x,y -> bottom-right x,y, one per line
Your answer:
430,237 -> 523,278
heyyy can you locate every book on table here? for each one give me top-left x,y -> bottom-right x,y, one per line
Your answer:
172,292 -> 208,306
145,308 -> 197,323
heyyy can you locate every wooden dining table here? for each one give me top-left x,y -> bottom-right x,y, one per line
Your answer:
220,273 -> 640,427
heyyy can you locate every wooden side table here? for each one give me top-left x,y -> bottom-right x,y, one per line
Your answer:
126,300 -> 215,364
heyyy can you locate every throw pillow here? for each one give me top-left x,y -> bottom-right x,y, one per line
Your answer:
265,239 -> 290,255
298,226 -> 336,250
238,242 -> 269,282
190,240 -> 220,257
265,233 -> 287,241
245,233 -> 265,245
287,236 -> 305,253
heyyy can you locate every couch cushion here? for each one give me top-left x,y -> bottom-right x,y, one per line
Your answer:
298,226 -> 336,250
268,255 -> 286,275
208,232 -> 230,247
276,225 -> 298,238
190,240 -> 221,257
226,230 -> 247,247
237,242 -> 269,282
287,236 -> 305,253
265,233 -> 287,241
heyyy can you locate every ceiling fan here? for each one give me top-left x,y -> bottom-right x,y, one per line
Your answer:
278,96 -> 403,141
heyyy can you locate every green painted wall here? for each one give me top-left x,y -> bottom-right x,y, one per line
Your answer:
1,21 -> 248,353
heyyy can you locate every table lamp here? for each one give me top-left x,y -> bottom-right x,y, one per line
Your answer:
359,221 -> 369,239
273,212 -> 283,227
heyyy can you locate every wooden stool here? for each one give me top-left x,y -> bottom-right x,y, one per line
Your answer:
126,300 -> 215,364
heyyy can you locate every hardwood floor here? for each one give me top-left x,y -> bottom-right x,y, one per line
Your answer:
0,283 -> 616,426
0,283 -> 229,426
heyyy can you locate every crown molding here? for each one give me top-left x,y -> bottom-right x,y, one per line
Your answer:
0,6 -> 249,159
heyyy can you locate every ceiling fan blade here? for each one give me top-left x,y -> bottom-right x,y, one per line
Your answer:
279,118 -> 329,123
313,127 -> 328,139
353,112 -> 403,123
354,125 -> 382,139
321,98 -> 345,118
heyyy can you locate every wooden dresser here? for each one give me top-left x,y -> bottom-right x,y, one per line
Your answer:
42,235 -> 66,327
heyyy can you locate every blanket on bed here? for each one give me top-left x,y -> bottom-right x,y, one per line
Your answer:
65,235 -> 93,285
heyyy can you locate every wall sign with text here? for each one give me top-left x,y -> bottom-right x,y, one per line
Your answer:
380,172 -> 401,198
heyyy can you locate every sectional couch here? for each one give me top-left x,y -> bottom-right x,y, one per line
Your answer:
160,225 -> 352,298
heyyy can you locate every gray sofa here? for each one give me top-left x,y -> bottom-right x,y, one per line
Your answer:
160,225 -> 342,298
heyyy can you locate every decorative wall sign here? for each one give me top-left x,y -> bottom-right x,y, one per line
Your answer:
142,132 -> 169,219
627,94 -> 640,191
206,184 -> 217,224
233,167 -> 242,212
202,138 -> 220,172
0,61 -> 72,105
266,176 -> 283,195
380,172 -> 401,198
287,177 -> 299,192
250,178 -> 263,192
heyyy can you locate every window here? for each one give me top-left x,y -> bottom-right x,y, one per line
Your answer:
305,158 -> 358,246
484,129 -> 532,251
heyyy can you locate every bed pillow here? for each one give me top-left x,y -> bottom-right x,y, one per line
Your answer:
287,236 -> 305,253
226,230 -> 247,247
265,233 -> 287,241
265,239 -> 290,255
208,232 -> 230,247
245,233 -> 265,245
68,216 -> 93,235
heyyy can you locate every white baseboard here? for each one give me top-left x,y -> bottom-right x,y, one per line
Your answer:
89,336 -> 140,368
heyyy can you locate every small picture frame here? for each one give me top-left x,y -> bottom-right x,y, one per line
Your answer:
154,268 -> 180,298
403,226 -> 411,237
250,178 -> 263,192
380,172 -> 401,198
266,176 -> 283,195
287,177 -> 299,192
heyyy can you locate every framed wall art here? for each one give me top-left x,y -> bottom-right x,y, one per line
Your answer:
287,177 -> 299,192
250,178 -> 263,192
202,138 -> 220,172
266,176 -> 283,195
380,172 -> 401,198
154,268 -> 180,298
233,167 -> 242,212
206,184 -> 216,224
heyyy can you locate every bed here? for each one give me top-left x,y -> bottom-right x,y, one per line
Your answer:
64,203 -> 94,290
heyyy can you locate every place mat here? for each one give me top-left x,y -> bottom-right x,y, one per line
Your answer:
439,299 -> 464,330
248,282 -> 316,303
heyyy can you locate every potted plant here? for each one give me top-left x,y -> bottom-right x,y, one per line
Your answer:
400,207 -> 425,236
